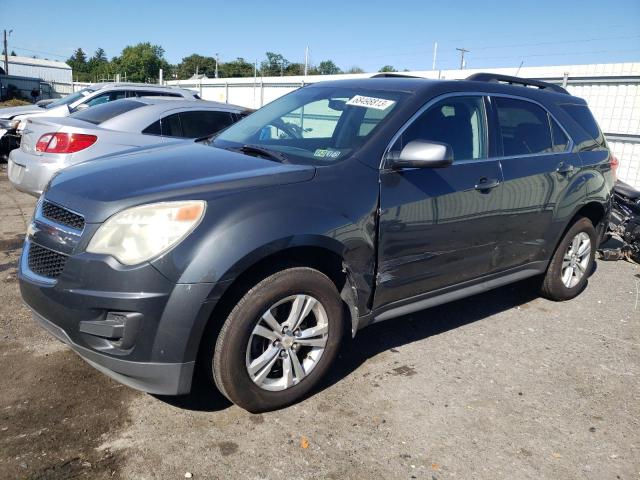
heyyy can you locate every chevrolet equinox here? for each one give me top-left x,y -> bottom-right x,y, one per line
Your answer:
19,74 -> 615,412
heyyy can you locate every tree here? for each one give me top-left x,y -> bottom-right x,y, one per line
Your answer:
378,65 -> 397,72
111,42 -> 170,82
317,60 -> 341,75
220,57 -> 254,78
10,50 -> 16,56
92,48 -> 107,64
261,52 -> 289,76
285,62 -> 304,76
86,48 -> 110,81
346,66 -> 365,74
67,48 -> 88,72
177,54 -> 216,79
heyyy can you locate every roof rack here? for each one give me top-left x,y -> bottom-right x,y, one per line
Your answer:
370,73 -> 422,79
465,73 -> 569,94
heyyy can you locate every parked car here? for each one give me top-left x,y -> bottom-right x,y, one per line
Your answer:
8,97 -> 250,197
0,83 -> 200,159
18,74 -> 615,412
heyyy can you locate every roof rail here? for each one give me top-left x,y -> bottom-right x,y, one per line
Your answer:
465,73 -> 569,94
370,73 -> 422,79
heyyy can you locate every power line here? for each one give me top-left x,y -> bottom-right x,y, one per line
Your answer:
11,45 -> 70,59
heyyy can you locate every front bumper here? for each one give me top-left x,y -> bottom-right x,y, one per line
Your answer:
30,307 -> 195,395
19,218 -> 220,395
8,148 -> 63,197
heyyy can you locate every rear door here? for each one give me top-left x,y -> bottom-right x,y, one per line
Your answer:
376,94 -> 504,308
489,96 -> 582,271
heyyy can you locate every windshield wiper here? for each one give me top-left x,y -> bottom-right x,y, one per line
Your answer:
236,145 -> 290,163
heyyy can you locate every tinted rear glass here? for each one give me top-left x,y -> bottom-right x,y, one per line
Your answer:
561,104 -> 605,146
70,99 -> 145,125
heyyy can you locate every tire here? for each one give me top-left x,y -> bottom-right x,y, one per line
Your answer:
540,216 -> 596,301
211,267 -> 343,412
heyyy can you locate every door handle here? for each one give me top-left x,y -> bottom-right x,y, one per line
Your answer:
556,162 -> 575,175
474,177 -> 500,191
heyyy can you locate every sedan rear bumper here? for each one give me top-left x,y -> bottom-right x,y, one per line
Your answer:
8,148 -> 65,197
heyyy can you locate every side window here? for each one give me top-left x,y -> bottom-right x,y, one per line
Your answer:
560,104 -> 605,148
132,91 -> 181,98
494,97 -> 553,156
160,113 -> 183,137
142,120 -> 161,135
84,91 -> 126,107
179,111 -> 236,138
84,93 -> 110,107
550,118 -> 569,152
392,96 -> 487,161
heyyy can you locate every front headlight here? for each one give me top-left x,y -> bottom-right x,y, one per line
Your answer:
87,201 -> 206,265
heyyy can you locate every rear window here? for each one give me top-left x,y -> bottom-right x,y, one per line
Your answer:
561,104 -> 605,147
71,99 -> 145,125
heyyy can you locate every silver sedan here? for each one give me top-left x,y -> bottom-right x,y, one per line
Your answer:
8,98 -> 250,197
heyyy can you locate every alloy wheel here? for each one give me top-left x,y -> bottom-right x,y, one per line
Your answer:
245,294 -> 329,391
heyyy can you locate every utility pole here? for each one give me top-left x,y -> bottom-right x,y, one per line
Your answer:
214,53 -> 219,79
456,48 -> 470,70
304,45 -> 309,76
432,41 -> 438,71
3,29 -> 12,75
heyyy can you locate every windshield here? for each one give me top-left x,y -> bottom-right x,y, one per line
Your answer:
44,88 -> 95,109
212,86 -> 408,165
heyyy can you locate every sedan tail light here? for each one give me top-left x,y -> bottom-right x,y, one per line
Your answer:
35,132 -> 97,153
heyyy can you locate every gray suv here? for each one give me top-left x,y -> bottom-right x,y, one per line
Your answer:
18,74 -> 615,412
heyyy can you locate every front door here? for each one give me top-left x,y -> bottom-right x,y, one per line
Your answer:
375,95 -> 503,309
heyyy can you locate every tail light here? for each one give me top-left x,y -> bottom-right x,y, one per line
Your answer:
610,154 -> 619,181
35,132 -> 97,153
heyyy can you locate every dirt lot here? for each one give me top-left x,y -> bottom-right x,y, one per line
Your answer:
0,166 -> 638,480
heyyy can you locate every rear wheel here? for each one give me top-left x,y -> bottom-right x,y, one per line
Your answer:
541,216 -> 596,301
211,267 -> 343,412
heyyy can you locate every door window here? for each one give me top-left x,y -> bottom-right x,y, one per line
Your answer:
84,91 -> 127,107
132,90 -> 182,98
494,97 -> 554,156
161,113 -> 183,137
179,111 -> 236,138
391,96 -> 487,161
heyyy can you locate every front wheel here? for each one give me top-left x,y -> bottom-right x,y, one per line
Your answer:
541,216 -> 596,301
211,267 -> 343,412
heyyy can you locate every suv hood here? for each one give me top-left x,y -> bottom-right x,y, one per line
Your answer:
0,105 -> 44,119
45,141 -> 316,223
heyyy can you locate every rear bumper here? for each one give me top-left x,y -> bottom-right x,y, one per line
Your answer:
30,308 -> 195,395
8,148 -> 64,197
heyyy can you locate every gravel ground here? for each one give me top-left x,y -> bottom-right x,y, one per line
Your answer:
0,167 -> 638,480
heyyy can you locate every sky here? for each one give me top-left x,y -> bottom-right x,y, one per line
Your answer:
1,0 -> 639,72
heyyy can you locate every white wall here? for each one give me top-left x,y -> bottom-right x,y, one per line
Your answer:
168,62 -> 640,188
6,56 -> 73,85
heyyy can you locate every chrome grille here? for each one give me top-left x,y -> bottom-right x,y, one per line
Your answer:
41,201 -> 85,231
27,243 -> 68,278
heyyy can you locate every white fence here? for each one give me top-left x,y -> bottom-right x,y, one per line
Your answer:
168,62 -> 640,189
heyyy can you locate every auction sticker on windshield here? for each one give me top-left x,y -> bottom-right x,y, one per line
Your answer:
346,95 -> 395,110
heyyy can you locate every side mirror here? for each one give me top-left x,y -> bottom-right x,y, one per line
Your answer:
74,103 -> 90,112
387,140 -> 453,169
